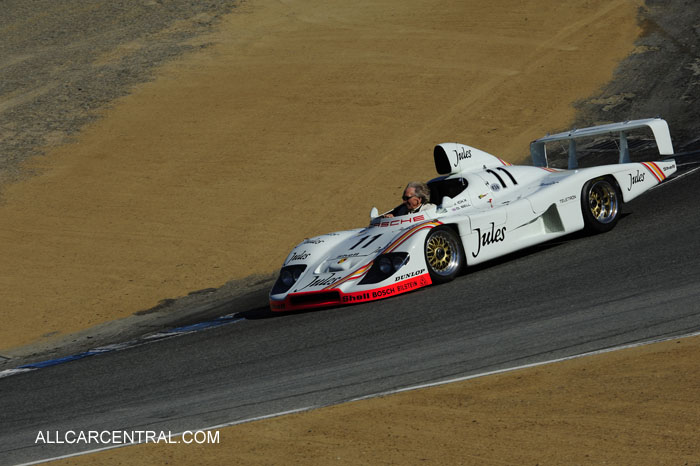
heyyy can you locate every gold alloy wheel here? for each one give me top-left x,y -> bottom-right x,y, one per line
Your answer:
425,230 -> 460,276
588,179 -> 619,223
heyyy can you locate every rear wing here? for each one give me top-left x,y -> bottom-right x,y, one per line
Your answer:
530,118 -> 674,169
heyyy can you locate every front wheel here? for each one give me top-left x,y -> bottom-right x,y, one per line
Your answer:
581,177 -> 621,233
424,226 -> 464,284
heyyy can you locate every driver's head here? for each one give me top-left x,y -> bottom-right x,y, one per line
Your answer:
402,181 -> 430,210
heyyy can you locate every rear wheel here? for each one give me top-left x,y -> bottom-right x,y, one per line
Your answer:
424,226 -> 464,284
581,177 -> 621,233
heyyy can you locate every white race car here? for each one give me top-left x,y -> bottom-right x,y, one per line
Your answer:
270,118 -> 677,312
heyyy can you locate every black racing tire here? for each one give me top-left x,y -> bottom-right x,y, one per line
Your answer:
581,176 -> 622,234
424,225 -> 464,284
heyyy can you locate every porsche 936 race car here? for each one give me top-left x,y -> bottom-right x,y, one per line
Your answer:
270,118 -> 677,312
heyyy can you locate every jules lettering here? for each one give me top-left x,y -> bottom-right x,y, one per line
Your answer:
472,222 -> 506,258
452,148 -> 472,167
628,170 -> 645,191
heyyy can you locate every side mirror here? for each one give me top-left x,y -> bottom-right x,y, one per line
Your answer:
370,207 -> 379,219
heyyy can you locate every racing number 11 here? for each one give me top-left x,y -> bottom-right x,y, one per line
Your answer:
349,234 -> 382,250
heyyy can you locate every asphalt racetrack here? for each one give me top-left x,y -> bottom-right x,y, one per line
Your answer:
2,165 -> 699,465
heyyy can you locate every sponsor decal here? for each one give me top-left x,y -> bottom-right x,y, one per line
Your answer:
290,250 -> 311,261
450,198 -> 472,211
540,181 -> 559,186
627,169 -> 645,191
340,274 -> 431,303
300,273 -> 340,290
559,195 -> 577,204
478,193 -> 488,199
472,222 -> 506,258
342,292 -> 372,303
395,268 -> 426,282
663,163 -> 676,172
374,214 -> 426,228
452,147 -> 472,167
270,301 -> 286,311
302,238 -> 325,245
491,184 -> 501,192
335,252 -> 360,260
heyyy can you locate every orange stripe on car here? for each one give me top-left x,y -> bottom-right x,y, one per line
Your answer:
641,162 -> 665,182
383,221 -> 442,253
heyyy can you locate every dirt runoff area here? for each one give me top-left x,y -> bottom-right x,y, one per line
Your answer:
3,0 -> 699,463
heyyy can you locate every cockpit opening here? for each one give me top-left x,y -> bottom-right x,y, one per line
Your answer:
427,176 -> 468,205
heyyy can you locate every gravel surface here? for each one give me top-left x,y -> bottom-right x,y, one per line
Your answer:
574,1 -> 700,151
0,0 -> 239,190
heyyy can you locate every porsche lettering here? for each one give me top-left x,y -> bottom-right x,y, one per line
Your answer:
377,214 -> 425,227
